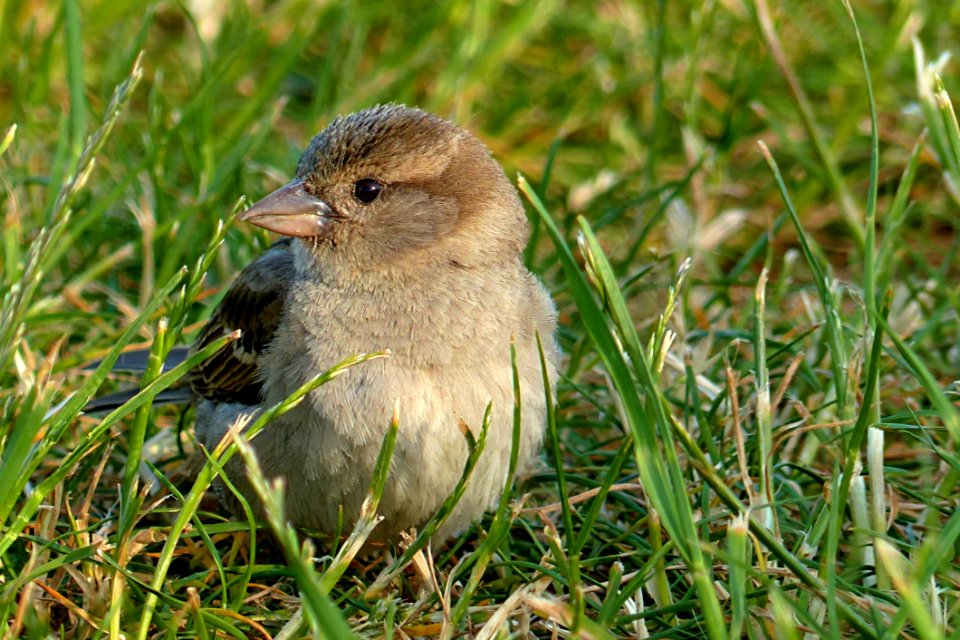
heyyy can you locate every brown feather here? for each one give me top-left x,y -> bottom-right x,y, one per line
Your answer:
189,239 -> 294,404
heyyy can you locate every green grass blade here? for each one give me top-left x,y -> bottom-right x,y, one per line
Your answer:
521,176 -> 728,640
135,351 -> 386,639
63,0 -> 87,161
758,141 -> 850,420
235,428 -> 357,639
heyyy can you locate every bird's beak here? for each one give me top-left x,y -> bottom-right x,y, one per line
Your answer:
239,179 -> 336,238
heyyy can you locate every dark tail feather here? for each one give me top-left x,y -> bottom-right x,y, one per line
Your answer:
82,346 -> 193,413
82,386 -> 194,414
84,346 -> 191,373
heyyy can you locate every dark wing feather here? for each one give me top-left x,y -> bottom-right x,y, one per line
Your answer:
189,239 -> 295,405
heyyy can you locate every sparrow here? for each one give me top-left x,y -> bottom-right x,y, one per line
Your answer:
179,104 -> 558,542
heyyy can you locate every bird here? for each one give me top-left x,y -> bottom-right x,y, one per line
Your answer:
128,104 -> 558,542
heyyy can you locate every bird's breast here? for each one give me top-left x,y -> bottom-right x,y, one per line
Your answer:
259,274 -> 519,430
245,266 -> 556,536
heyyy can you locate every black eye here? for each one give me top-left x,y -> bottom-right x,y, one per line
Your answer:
354,178 -> 383,204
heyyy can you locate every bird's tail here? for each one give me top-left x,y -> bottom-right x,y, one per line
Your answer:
84,345 -> 191,374
82,387 -> 194,413
82,346 -> 193,413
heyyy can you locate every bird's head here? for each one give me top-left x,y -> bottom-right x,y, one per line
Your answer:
240,104 -> 528,273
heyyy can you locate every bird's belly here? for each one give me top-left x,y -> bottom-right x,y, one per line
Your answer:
253,353 -> 528,539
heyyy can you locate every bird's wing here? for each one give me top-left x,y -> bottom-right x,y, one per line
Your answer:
190,239 -> 295,405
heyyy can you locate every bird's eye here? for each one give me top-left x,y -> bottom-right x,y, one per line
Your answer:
354,178 -> 383,204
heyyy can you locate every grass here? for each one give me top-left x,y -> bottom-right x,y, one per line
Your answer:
1,0 -> 959,637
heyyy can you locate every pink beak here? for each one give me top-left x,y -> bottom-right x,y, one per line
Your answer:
240,179 -> 336,237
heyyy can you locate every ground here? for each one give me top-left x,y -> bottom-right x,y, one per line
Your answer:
0,1 -> 958,638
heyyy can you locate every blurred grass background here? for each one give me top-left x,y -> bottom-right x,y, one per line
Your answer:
1,0 -> 959,637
